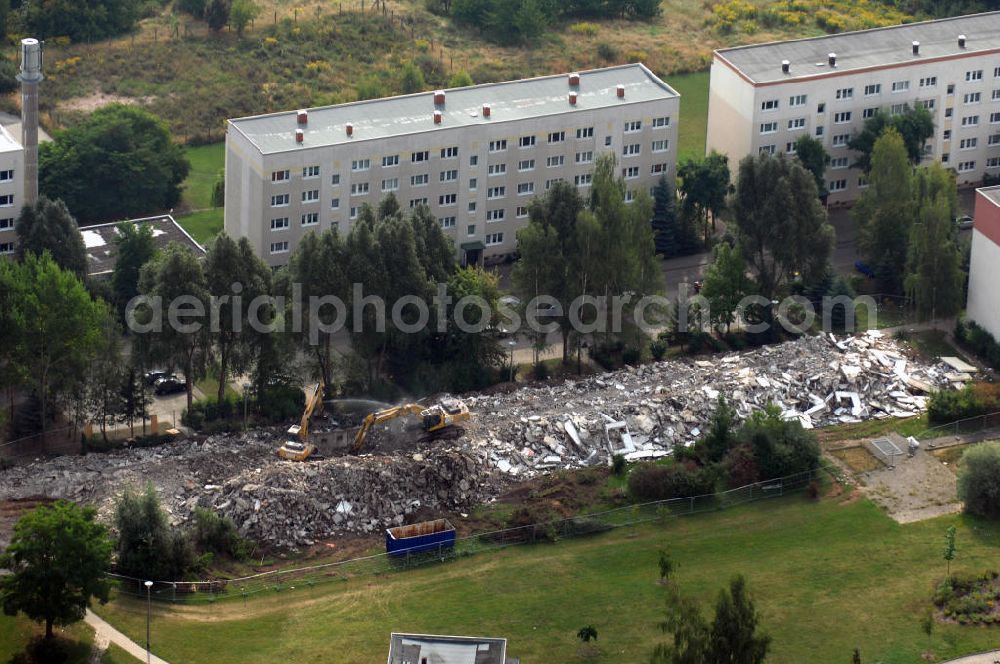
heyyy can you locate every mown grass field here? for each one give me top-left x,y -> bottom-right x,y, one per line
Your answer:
670,70 -> 710,164
91,492 -> 1000,664
0,614 -> 140,663
182,143 -> 225,211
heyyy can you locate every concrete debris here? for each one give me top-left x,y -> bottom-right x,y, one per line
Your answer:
0,333 -> 960,548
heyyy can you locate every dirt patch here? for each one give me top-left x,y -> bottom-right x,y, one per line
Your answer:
58,92 -> 155,113
830,446 -> 883,473
855,435 -> 962,523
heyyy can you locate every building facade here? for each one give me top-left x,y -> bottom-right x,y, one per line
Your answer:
708,12 -> 1000,204
0,125 -> 24,257
967,186 -> 1000,341
225,64 -> 679,267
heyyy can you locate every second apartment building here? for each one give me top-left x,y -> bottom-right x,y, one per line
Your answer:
707,12 -> 1000,204
225,64 -> 680,267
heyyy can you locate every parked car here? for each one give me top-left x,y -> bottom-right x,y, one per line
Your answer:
153,376 -> 185,396
854,261 -> 876,279
956,215 -> 974,230
144,369 -> 172,386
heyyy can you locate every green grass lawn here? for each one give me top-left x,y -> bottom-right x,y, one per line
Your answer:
181,143 -> 225,211
669,70 -> 709,164
176,208 -> 223,247
93,493 -> 1000,664
0,613 -> 142,663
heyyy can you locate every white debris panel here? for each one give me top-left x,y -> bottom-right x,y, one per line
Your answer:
0,333 -> 956,548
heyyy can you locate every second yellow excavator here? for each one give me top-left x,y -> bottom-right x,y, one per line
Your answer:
276,381 -> 325,461
350,397 -> 470,454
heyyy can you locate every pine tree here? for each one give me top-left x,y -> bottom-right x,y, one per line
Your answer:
15,197 -> 87,279
650,175 -> 678,256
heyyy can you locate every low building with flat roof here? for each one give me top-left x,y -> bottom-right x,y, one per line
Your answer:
708,11 -> 1000,203
225,63 -> 680,267
79,214 -> 205,277
387,633 -> 516,664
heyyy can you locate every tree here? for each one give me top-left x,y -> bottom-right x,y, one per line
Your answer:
17,0 -> 141,41
229,0 -> 258,36
205,0 -> 231,31
114,484 -> 193,581
943,525 -> 957,575
514,0 -> 547,43
0,501 -> 111,640
737,405 -> 820,479
577,625 -> 598,643
703,395 -> 737,463
848,106 -> 935,171
658,549 -> 674,583
794,134 -> 830,198
707,575 -> 771,664
15,196 -> 87,279
852,128 -> 913,294
9,253 -> 106,449
176,0 -> 208,17
111,222 -> 158,318
437,266 -> 506,391
86,315 -> 126,446
284,229 -> 349,392
733,152 -> 834,302
39,104 -> 190,223
651,586 -> 710,664
701,241 -> 752,334
904,188 -> 963,322
678,152 -> 730,245
203,233 -> 272,404
957,441 -> 1000,518
448,70 -> 474,87
137,243 -> 209,412
651,175 -> 679,256
400,61 -> 426,94
0,257 -> 27,424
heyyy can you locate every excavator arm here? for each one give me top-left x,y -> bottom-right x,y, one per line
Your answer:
350,404 -> 424,454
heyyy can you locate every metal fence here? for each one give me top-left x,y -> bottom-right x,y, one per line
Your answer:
108,469 -> 820,605
915,410 -> 1000,442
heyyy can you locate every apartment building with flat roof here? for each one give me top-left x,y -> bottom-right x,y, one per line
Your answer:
967,185 -> 1000,340
225,64 -> 679,267
707,12 -> 1000,204
0,125 -> 24,257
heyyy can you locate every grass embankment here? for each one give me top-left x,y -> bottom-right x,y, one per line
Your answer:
93,492 -> 1000,664
37,0 -> 911,143
0,614 -> 141,663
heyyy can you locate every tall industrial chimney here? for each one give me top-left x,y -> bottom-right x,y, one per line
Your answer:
18,38 -> 42,207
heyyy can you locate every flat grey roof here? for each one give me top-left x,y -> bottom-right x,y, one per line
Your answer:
977,184 -> 1000,207
79,215 -> 205,276
230,64 -> 678,155
387,633 -> 507,664
717,11 -> 1000,84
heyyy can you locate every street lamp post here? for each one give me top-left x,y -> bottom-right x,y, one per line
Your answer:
507,340 -> 516,382
144,580 -> 153,664
243,383 -> 251,431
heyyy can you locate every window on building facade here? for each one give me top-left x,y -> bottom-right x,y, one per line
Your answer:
272,169 -> 289,182
351,158 -> 371,171
270,217 -> 289,231
302,213 -> 319,226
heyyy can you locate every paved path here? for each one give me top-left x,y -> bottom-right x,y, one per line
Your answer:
86,609 -> 169,664
939,650 -> 1000,663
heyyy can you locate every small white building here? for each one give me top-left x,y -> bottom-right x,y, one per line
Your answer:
0,125 -> 24,256
225,64 -> 680,267
708,12 -> 1000,204
967,185 -> 1000,341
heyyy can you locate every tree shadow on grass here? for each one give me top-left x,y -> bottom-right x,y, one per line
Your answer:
7,635 -> 92,664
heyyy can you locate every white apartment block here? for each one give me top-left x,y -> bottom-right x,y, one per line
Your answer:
708,12 -> 1000,204
0,125 -> 24,257
225,64 -> 679,267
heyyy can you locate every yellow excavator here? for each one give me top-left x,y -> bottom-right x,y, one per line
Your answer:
350,397 -> 470,454
276,381 -> 325,461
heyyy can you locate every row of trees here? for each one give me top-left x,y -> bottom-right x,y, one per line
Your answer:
512,154 -> 663,365
177,0 -> 261,35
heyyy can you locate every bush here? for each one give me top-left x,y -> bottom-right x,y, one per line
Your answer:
596,42 -> 619,62
611,454 -> 627,476
182,394 -> 241,429
532,361 -> 549,381
738,405 -> 820,479
589,339 -> 625,370
255,381 -> 306,424
958,441 -> 1000,518
927,385 -> 995,426
569,21 -> 600,35
192,507 -> 250,560
954,317 -> 1000,369
622,346 -> 642,366
650,338 -> 668,361
627,462 -> 716,503
114,483 -> 194,581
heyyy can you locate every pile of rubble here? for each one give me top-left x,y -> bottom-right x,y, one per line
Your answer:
462,331 -> 957,477
0,332 -> 963,548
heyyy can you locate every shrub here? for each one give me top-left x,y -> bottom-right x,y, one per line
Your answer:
958,441 -> 1000,518
737,405 -> 820,479
622,346 -> 642,366
627,462 -> 716,503
532,361 -> 549,381
721,443 -> 760,487
954,317 -> 1000,369
255,381 -> 306,424
650,338 -> 668,361
182,394 -> 241,429
596,42 -> 619,62
569,21 -> 600,36
623,49 -> 648,64
611,454 -> 627,477
114,484 -> 194,581
927,385 -> 994,426
192,507 -> 249,560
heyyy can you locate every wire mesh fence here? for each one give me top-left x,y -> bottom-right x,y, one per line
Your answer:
108,469 -> 820,606
915,410 -> 1000,441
